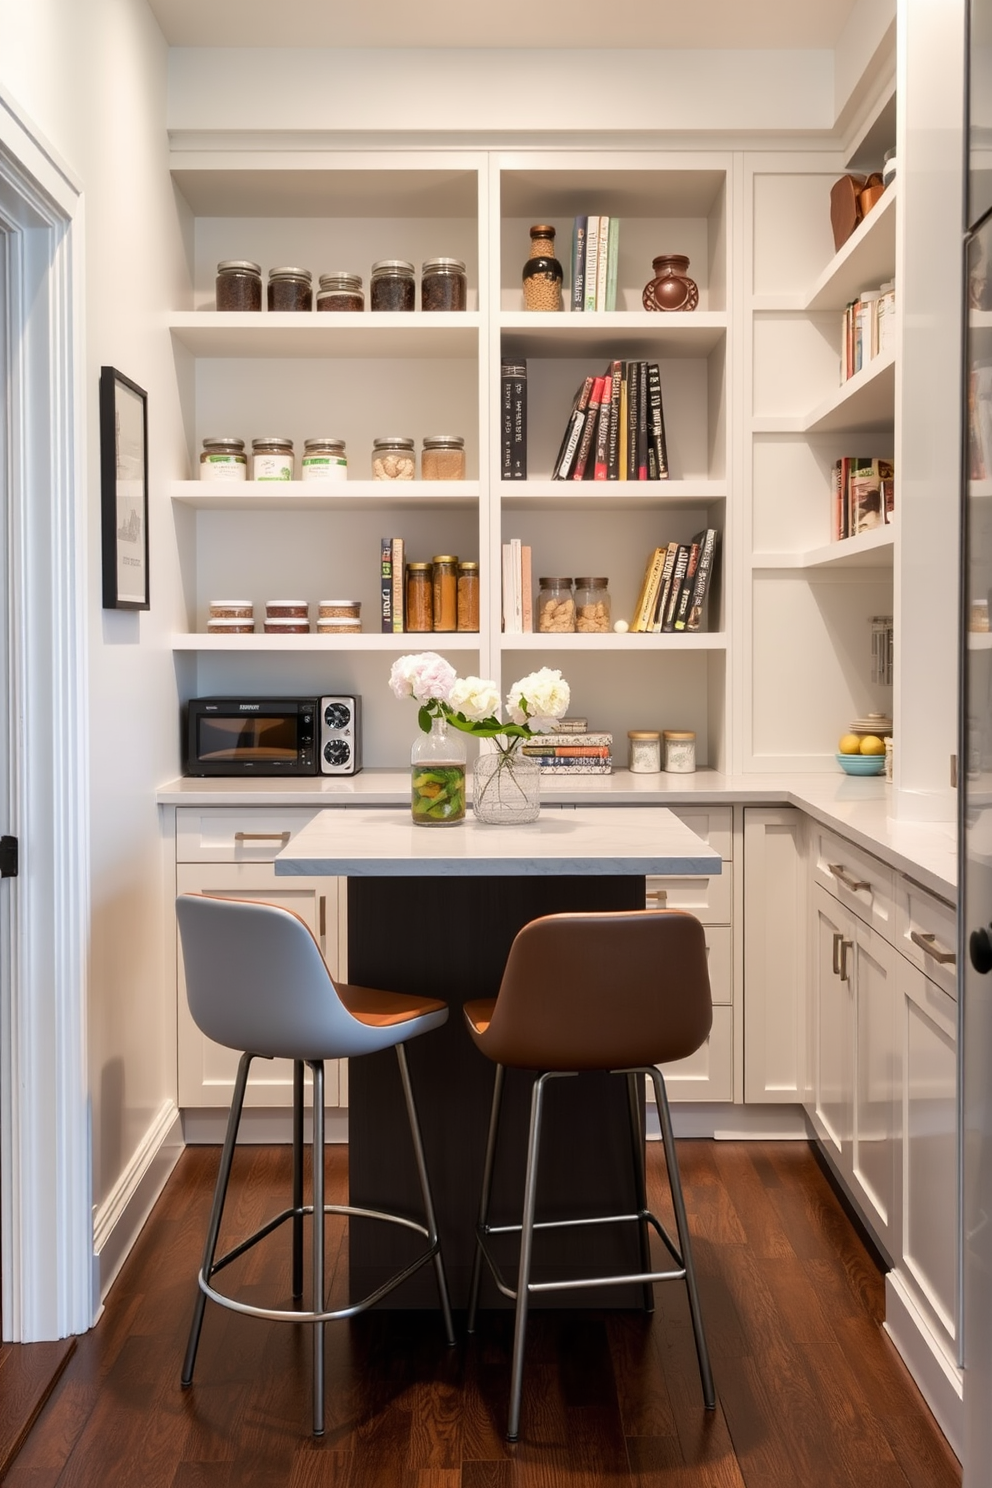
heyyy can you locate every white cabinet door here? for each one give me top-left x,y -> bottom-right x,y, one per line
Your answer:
851,920 -> 900,1257
176,865 -> 345,1109
811,883 -> 853,1167
743,807 -> 805,1103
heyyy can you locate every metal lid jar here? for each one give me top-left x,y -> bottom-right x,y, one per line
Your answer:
432,555 -> 459,633
421,257 -> 467,312
537,576 -> 575,633
406,562 -> 433,632
370,260 -> 416,312
574,576 -> 611,633
627,730 -> 661,773
663,730 -> 696,773
215,260 -> 262,312
199,437 -> 247,481
301,438 -> 348,482
267,266 -> 313,312
372,436 -> 416,481
316,272 -> 364,312
421,435 -> 466,481
457,561 -> 479,632
251,438 -> 295,481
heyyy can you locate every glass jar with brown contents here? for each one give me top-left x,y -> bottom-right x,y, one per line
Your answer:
267,267 -> 313,312
432,555 -> 458,632
215,260 -> 262,312
406,562 -> 433,632
537,576 -> 575,633
421,435 -> 466,481
316,272 -> 364,311
421,258 -> 467,311
522,225 -> 563,312
370,260 -> 416,312
457,561 -> 479,631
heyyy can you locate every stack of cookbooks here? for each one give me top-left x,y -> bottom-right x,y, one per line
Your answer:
521,719 -> 613,776
569,215 -> 621,311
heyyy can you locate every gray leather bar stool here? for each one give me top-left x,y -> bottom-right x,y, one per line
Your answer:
176,892 -> 455,1435
464,908 -> 716,1441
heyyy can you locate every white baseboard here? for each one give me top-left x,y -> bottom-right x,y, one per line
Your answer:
181,1106 -> 349,1145
653,1102 -> 810,1140
884,1269 -> 963,1461
91,1100 -> 184,1308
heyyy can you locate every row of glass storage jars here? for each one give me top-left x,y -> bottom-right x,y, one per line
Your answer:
406,558 -> 479,633
215,261 -> 468,312
206,599 -> 362,635
536,577 -> 611,634
199,435 -> 466,482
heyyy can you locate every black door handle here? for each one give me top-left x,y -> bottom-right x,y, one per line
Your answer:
970,925 -> 992,975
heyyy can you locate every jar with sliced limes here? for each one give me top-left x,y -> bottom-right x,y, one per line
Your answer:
410,717 -> 466,826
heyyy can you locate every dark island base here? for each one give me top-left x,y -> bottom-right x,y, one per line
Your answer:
347,873 -> 649,1309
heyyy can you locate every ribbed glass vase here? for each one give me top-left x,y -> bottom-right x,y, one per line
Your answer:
472,747 -> 541,825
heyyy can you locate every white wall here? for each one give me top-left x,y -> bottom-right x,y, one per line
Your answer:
0,0 -> 188,1262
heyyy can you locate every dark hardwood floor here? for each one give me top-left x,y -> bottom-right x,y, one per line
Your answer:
2,1141 -> 962,1487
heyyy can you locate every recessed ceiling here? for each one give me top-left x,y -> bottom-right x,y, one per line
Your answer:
148,0 -> 858,50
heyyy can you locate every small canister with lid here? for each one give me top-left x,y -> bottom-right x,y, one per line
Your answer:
265,599 -> 309,634
574,577 -> 611,633
316,615 -> 362,636
207,599 -> 254,635
200,437 -> 247,481
537,577 -> 575,633
627,730 -> 661,773
663,730 -> 696,773
421,435 -> 466,481
370,260 -> 416,312
215,260 -> 262,312
372,436 -> 416,480
252,438 -> 294,481
432,556 -> 458,633
318,599 -> 361,623
301,438 -> 348,481
406,562 -> 434,632
421,258 -> 467,311
457,561 -> 479,632
267,267 -> 313,312
316,272 -> 364,312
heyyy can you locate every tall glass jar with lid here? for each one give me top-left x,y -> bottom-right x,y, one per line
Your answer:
215,261 -> 262,311
267,267 -> 313,311
537,577 -> 575,633
316,272 -> 364,311
370,260 -> 416,312
421,258 -> 467,311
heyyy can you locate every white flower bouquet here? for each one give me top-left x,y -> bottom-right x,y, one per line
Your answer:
388,652 -> 571,746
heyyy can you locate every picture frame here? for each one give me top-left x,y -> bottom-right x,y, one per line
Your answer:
100,366 -> 149,610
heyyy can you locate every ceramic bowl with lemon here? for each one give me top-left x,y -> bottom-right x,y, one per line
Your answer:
837,715 -> 890,776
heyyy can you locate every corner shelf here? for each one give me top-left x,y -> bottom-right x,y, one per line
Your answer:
804,188 -> 896,314
752,526 -> 894,571
801,351 -> 896,435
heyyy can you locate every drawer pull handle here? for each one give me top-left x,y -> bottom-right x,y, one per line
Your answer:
646,889 -> 668,905
832,932 -> 843,976
910,930 -> 956,967
319,895 -> 327,938
828,863 -> 871,893
234,831 -> 292,843
839,938 -> 853,983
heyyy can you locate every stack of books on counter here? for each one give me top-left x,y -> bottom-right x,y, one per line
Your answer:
521,720 -> 612,776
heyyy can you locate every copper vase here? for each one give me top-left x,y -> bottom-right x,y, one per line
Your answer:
642,254 -> 699,313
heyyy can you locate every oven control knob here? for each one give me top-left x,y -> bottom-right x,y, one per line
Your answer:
970,926 -> 992,975
324,739 -> 351,767
324,702 -> 351,730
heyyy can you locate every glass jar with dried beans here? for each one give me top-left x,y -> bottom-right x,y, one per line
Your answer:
372,436 -> 416,481
574,577 -> 611,633
457,561 -> 479,632
421,258 -> 467,311
215,261 -> 262,312
316,272 -> 364,311
432,556 -> 458,633
200,437 -> 247,481
370,260 -> 416,312
537,577 -> 575,634
267,267 -> 313,312
421,435 -> 466,481
522,225 -> 563,312
406,563 -> 434,632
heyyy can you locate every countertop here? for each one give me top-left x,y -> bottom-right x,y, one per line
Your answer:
158,768 -> 958,901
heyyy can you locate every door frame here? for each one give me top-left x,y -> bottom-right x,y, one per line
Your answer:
0,84 -> 92,1340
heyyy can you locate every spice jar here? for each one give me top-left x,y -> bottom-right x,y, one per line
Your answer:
421,435 -> 466,481
215,260 -> 262,312
267,267 -> 313,312
264,617 -> 310,635
266,599 -> 309,621
574,577 -> 611,633
301,438 -> 348,481
370,260 -> 416,312
372,436 -> 416,481
432,555 -> 458,633
406,562 -> 434,632
457,561 -> 479,632
209,600 -> 254,621
207,617 -> 255,635
200,437 -> 247,481
537,577 -> 575,633
316,616 -> 361,636
316,272 -> 364,312
522,225 -> 563,312
252,438 -> 294,481
421,258 -> 467,311
627,731 -> 661,773
664,730 -> 696,773
318,599 -> 361,620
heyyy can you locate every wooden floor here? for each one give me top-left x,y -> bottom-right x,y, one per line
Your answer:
2,1141 -> 962,1487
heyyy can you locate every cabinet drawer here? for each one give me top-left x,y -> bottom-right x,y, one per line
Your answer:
645,863 -> 731,923
654,1005 -> 733,1103
895,877 -> 958,1001
177,807 -> 323,863
667,806 -> 734,861
811,826 -> 894,940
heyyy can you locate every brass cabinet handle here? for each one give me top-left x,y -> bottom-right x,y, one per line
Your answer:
839,938 -> 853,982
234,831 -> 292,843
832,932 -> 843,976
910,930 -> 956,966
828,863 -> 871,893
646,889 -> 668,904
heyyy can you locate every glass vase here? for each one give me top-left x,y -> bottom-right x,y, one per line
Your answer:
410,716 -> 466,826
472,747 -> 541,825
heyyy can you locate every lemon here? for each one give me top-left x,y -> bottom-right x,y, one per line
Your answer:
859,735 -> 885,756
838,734 -> 862,754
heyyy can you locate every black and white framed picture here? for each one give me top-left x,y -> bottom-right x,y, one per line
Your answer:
100,366 -> 149,609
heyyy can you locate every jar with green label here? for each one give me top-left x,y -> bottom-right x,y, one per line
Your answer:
301,438 -> 348,482
251,438 -> 295,481
199,437 -> 247,482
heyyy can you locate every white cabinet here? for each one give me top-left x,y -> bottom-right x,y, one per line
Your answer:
743,807 -> 805,1103
175,807 -> 346,1110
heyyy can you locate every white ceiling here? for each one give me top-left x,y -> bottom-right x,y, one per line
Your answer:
147,0 -> 859,51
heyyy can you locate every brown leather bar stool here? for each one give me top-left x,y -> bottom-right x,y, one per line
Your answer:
464,908 -> 716,1441
176,893 -> 455,1436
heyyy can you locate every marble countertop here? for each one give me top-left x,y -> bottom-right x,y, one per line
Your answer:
273,805 -> 723,878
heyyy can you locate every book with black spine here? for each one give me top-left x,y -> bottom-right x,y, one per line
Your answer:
380,537 -> 393,633
661,543 -> 690,631
686,528 -> 718,632
625,361 -> 638,481
637,360 -> 648,479
672,538 -> 701,631
619,369 -> 628,480
572,375 -> 606,480
647,362 -> 669,479
571,217 -> 587,313
650,541 -> 681,632
553,375 -> 595,480
606,360 -> 623,479
501,362 -> 527,480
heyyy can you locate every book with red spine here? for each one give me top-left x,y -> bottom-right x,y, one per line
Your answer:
572,375 -> 607,479
593,378 -> 613,479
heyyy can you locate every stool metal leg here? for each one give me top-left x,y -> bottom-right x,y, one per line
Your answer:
507,1071 -> 550,1442
182,1050 -> 253,1387
292,1060 -> 304,1299
395,1042 -> 455,1347
626,1071 -> 655,1314
467,1062 -> 506,1333
649,1066 -> 715,1410
310,1059 -> 326,1436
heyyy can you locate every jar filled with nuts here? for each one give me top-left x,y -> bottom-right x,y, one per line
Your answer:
372,436 -> 416,481
421,435 -> 466,481
522,225 -> 563,312
574,577 -> 611,633
537,576 -> 575,634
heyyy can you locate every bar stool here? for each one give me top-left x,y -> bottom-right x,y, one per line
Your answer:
464,908 -> 716,1440
176,892 -> 455,1435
